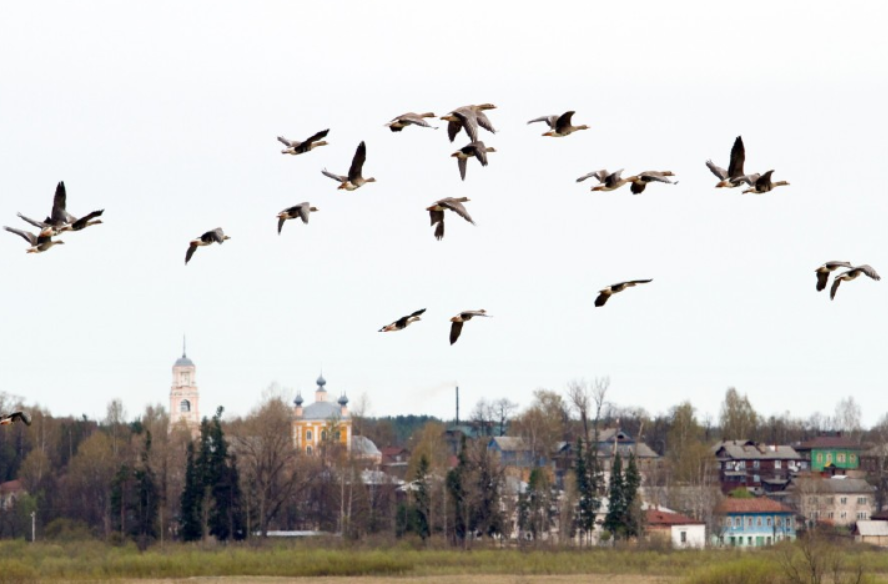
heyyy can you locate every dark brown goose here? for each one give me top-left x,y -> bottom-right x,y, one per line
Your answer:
451,141 -> 496,181
450,309 -> 490,345
528,111 -> 589,137
277,129 -> 329,155
595,279 -> 653,307
379,309 -> 426,332
629,171 -> 677,194
185,228 -> 230,265
706,136 -> 746,188
322,141 -> 376,190
277,203 -> 318,234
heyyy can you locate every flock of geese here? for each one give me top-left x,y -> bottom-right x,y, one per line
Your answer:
2,104 -> 881,352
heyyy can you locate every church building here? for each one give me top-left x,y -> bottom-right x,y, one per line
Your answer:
292,374 -> 351,455
169,343 -> 200,435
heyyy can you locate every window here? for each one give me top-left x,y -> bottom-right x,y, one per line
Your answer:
766,537 -> 772,545
826,453 -> 833,463
748,537 -> 753,546
734,517 -> 741,528
776,517 -> 782,527
858,497 -> 868,505
747,517 -> 753,527
306,430 -> 312,441
321,430 -> 327,441
809,496 -> 818,505
756,517 -> 762,527
840,497 -> 847,505
837,453 -> 846,464
335,431 -> 341,440
828,512 -> 834,519
775,460 -> 782,469
180,399 -> 191,413
851,454 -> 858,464
816,453 -> 824,463
766,517 -> 772,527
858,512 -> 868,520
826,497 -> 834,505
680,531 -> 687,543
753,460 -> 760,469
306,446 -> 313,455
841,512 -> 847,519
738,461 -> 746,469
753,474 -> 760,483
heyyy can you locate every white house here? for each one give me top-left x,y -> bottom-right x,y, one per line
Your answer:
645,507 -> 706,549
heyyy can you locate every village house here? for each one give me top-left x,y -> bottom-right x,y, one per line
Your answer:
854,521 -> 888,547
713,498 -> 796,547
790,475 -> 875,527
380,446 -> 411,480
795,432 -> 862,475
551,429 -> 660,487
712,440 -> 803,494
0,480 -> 25,512
645,508 -> 706,549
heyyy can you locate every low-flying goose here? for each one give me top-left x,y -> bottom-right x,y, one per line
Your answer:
277,203 -> 318,234
830,265 -> 880,300
741,170 -> 790,194
321,141 -> 376,190
426,197 -> 474,240
629,171 -> 677,195
814,261 -> 853,292
386,113 -> 437,131
185,228 -> 230,265
450,309 -> 490,345
577,169 -> 636,192
441,104 -> 497,143
595,279 -> 653,307
451,141 -> 496,181
3,226 -> 64,253
528,111 -> 589,137
706,136 -> 747,188
277,129 -> 329,155
379,308 -> 427,332
0,411 -> 31,426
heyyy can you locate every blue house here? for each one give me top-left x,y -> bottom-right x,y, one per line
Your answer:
713,498 -> 796,547
488,437 -> 536,468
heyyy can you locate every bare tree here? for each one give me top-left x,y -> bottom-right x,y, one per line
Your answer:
492,398 -> 518,437
567,379 -> 592,443
834,397 -> 863,443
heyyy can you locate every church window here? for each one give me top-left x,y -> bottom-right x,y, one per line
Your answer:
335,431 -> 341,440
306,430 -> 312,441
306,446 -> 312,455
322,430 -> 328,441
180,399 -> 191,413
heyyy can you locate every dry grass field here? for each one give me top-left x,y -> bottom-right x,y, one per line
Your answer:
122,577 -> 678,584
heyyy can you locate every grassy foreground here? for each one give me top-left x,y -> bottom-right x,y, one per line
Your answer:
2,539 -> 888,584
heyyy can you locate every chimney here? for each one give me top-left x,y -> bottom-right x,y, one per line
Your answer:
455,385 -> 460,425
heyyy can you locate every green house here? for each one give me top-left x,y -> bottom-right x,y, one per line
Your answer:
796,433 -> 860,473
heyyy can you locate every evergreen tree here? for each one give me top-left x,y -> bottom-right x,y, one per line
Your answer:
446,436 -> 470,544
412,454 -> 431,540
604,452 -> 625,539
179,441 -> 203,541
519,467 -> 553,540
622,453 -> 641,538
574,438 -> 599,540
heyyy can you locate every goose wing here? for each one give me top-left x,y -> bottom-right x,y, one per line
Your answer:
815,271 -> 830,292
70,209 -> 104,231
471,142 -> 489,166
577,170 -> 609,183
727,136 -> 745,178
440,198 -> 474,224
50,181 -> 68,224
3,226 -> 38,245
706,160 -> 728,180
453,110 -> 479,142
348,141 -> 367,181
303,128 -> 329,146
855,264 -> 881,281
475,110 -> 496,134
447,120 -> 462,142
555,111 -> 575,132
527,115 -> 557,128
185,242 -> 199,265
449,321 -> 464,345
277,136 -> 294,147
409,308 -> 427,318
298,203 -> 311,224
830,277 -> 843,300
16,213 -> 49,231
322,168 -> 347,182
457,156 -> 468,181
594,291 -> 610,307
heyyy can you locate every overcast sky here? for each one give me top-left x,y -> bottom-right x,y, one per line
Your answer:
1,1 -> 887,428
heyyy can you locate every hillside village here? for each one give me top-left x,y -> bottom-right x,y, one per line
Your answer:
1,353 -> 887,549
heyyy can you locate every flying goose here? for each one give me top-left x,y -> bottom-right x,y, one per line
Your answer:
185,228 -> 230,265
277,203 -> 318,234
528,111 -> 589,137
379,308 -> 427,332
3,226 -> 64,253
441,104 -> 497,143
706,136 -> 747,188
321,141 -> 376,190
426,197 -> 475,240
37,181 -> 104,235
741,170 -> 790,195
450,309 -> 490,345
595,279 -> 653,307
386,112 -> 437,131
277,129 -> 329,155
0,411 -> 31,426
451,141 -> 496,181
830,265 -> 880,300
629,171 -> 677,195
814,261 -> 853,292
576,169 -> 636,192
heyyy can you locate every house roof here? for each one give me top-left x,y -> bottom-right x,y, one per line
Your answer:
490,437 -> 529,452
855,520 -> 888,537
713,440 -> 801,461
645,509 -> 705,526
301,401 -> 347,421
715,497 -> 794,514
352,435 -> 381,458
796,435 -> 860,451
0,480 -> 23,495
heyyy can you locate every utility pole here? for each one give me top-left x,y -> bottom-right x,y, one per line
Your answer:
30,511 -> 36,542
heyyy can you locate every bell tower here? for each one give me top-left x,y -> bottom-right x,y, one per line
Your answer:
170,337 -> 200,433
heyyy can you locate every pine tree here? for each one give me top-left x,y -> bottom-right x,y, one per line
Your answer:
623,453 -> 641,538
604,452 -> 625,539
446,436 -> 470,544
574,438 -> 599,540
179,441 -> 203,541
412,454 -> 431,540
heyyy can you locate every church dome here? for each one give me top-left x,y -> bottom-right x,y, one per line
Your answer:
316,374 -> 327,388
338,393 -> 349,406
174,354 -> 194,367
294,393 -> 304,406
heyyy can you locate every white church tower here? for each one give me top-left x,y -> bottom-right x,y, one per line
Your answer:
169,338 -> 200,434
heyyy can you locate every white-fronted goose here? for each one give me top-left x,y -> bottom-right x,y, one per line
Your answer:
595,279 -> 653,307
830,265 -> 880,300
741,170 -> 790,195
577,169 -> 636,192
185,228 -> 230,265
450,309 -> 490,345
3,226 -> 64,253
379,308 -> 427,332
451,141 -> 496,181
0,411 -> 31,426
277,129 -> 329,155
814,261 -> 853,292
386,113 -> 437,131
441,104 -> 497,143
706,136 -> 746,188
629,171 -> 677,195
426,197 -> 474,240
277,203 -> 318,234
37,181 -> 104,235
322,141 -> 376,190
528,111 -> 589,137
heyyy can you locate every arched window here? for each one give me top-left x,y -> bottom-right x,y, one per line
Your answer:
180,399 -> 191,413
306,446 -> 313,455
306,430 -> 312,441
335,431 -> 341,441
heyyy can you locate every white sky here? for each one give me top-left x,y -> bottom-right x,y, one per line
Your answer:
1,1 -> 887,427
